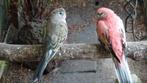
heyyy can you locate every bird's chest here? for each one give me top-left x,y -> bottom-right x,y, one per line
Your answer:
50,25 -> 66,38
46,24 -> 67,44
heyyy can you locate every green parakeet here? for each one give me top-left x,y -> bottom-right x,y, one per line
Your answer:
32,7 -> 68,82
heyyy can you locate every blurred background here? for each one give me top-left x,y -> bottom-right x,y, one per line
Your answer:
0,0 -> 146,83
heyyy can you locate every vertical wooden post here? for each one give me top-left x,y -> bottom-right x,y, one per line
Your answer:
0,0 -> 10,42
143,0 -> 147,27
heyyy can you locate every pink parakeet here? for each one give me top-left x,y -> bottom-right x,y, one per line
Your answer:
96,7 -> 132,83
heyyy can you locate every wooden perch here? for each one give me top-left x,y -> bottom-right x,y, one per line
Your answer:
0,41 -> 146,63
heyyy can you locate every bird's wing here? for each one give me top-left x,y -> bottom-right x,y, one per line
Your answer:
96,21 -> 120,62
96,21 -> 110,49
46,22 -> 68,51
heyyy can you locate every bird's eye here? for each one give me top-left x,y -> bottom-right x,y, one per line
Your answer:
97,12 -> 103,16
59,12 -> 63,16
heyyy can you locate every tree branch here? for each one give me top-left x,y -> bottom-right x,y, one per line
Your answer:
0,41 -> 146,62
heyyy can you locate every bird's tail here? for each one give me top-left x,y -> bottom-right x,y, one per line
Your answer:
112,56 -> 132,83
32,50 -> 55,83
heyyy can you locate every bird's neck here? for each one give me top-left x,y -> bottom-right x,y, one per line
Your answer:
51,17 -> 66,24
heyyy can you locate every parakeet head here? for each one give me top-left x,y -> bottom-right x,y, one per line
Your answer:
96,7 -> 114,20
50,8 -> 66,22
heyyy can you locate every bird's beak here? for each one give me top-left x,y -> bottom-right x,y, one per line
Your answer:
96,13 -> 104,19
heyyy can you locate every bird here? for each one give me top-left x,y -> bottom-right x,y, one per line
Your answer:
32,7 -> 68,82
96,7 -> 132,83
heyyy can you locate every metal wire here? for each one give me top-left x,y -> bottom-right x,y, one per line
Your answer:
124,0 -> 139,41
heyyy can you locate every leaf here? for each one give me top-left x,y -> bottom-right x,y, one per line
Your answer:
0,60 -> 8,79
